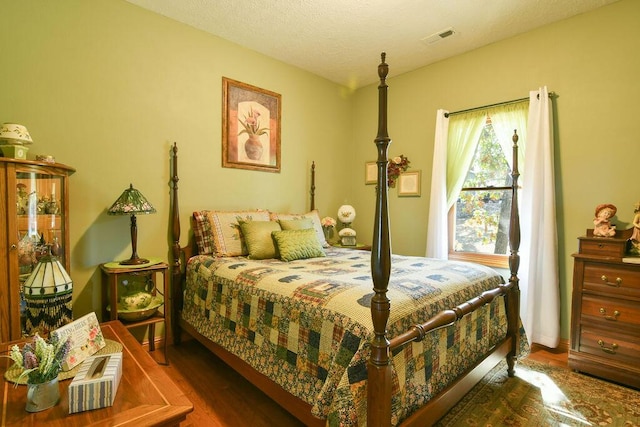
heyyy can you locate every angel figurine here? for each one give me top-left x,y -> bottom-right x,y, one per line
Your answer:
593,203 -> 617,237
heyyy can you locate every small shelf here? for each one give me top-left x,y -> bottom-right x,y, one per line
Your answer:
100,262 -> 171,363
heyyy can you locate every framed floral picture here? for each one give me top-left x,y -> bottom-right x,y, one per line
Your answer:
222,78 -> 281,173
398,170 -> 421,197
365,161 -> 377,184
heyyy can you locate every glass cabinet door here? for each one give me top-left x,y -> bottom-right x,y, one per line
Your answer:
15,169 -> 67,336
16,171 -> 66,267
1,158 -> 74,341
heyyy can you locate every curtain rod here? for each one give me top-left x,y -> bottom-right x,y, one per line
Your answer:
444,92 -> 555,118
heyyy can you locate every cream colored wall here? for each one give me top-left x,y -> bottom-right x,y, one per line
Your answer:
351,0 -> 640,339
0,1 -> 353,321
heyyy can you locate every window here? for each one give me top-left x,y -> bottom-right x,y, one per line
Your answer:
448,118 -> 514,268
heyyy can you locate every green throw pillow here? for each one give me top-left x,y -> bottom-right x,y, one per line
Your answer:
272,228 -> 326,262
279,218 -> 314,230
239,220 -> 281,259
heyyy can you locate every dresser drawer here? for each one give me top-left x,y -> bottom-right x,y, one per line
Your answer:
579,238 -> 627,257
583,263 -> 640,296
581,295 -> 640,328
579,326 -> 640,364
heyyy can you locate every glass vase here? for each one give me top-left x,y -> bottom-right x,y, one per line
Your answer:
25,377 -> 60,412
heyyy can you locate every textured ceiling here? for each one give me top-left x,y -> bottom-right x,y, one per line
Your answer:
125,0 -> 618,88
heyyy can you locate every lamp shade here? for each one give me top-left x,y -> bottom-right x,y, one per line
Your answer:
0,123 -> 33,145
108,184 -> 156,265
23,255 -> 73,297
107,184 -> 156,215
23,254 -> 73,335
337,205 -> 356,224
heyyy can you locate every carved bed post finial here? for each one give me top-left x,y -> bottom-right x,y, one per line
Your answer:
368,52 -> 393,427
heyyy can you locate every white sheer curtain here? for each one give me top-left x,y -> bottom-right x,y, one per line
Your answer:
426,109 -> 449,258
520,86 -> 560,348
426,110 -> 486,258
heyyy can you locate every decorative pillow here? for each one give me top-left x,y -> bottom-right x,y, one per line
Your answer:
269,210 -> 329,248
192,210 -> 214,255
205,210 -> 270,257
239,221 -> 281,259
272,228 -> 326,262
278,218 -> 313,231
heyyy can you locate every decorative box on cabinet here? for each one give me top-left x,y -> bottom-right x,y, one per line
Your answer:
0,158 -> 75,341
569,228 -> 640,389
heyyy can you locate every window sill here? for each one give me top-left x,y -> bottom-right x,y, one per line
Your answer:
448,252 -> 509,269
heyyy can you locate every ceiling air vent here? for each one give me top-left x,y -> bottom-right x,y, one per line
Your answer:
421,27 -> 457,45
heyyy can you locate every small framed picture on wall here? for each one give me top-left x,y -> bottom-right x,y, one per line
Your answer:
398,170 -> 421,197
365,161 -> 377,184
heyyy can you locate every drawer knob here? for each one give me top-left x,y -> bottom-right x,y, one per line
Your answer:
600,275 -> 622,287
599,307 -> 620,321
597,339 -> 619,354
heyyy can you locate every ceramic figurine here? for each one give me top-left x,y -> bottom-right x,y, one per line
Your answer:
16,183 -> 28,214
629,201 -> 640,255
593,203 -> 617,237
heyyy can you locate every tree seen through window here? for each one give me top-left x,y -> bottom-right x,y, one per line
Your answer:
453,119 -> 512,255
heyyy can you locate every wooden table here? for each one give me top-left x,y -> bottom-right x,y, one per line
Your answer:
0,321 -> 193,426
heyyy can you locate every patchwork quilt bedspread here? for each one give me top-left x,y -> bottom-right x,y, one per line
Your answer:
182,247 -> 508,426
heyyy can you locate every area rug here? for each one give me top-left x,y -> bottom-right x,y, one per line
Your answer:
436,358 -> 640,426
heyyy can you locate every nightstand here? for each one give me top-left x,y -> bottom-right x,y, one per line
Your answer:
100,261 -> 170,364
332,243 -> 372,251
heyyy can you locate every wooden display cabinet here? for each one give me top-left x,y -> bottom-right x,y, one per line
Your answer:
0,158 -> 75,341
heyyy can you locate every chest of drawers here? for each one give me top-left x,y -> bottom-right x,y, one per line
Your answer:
569,229 -> 640,389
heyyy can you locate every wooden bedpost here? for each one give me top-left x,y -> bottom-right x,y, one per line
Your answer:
310,161 -> 316,211
170,142 -> 182,344
368,52 -> 393,427
506,130 -> 521,375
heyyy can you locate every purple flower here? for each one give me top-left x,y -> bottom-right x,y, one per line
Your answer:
23,351 -> 38,369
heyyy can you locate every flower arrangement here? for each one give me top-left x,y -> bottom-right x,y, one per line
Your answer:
7,334 -> 70,384
239,105 -> 269,137
321,216 -> 336,229
387,155 -> 410,188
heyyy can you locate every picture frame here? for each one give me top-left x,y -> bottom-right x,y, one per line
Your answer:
398,170 -> 421,197
365,161 -> 377,184
222,77 -> 281,173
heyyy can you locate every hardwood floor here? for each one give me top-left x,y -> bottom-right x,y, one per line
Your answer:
154,338 -> 569,426
157,338 -> 304,426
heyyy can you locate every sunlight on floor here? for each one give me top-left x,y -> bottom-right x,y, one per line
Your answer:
516,366 -> 592,426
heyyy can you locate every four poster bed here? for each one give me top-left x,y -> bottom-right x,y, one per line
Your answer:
169,54 -> 522,426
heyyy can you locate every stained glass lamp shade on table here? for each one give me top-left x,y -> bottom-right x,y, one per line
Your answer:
107,184 -> 156,265
23,253 -> 73,335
